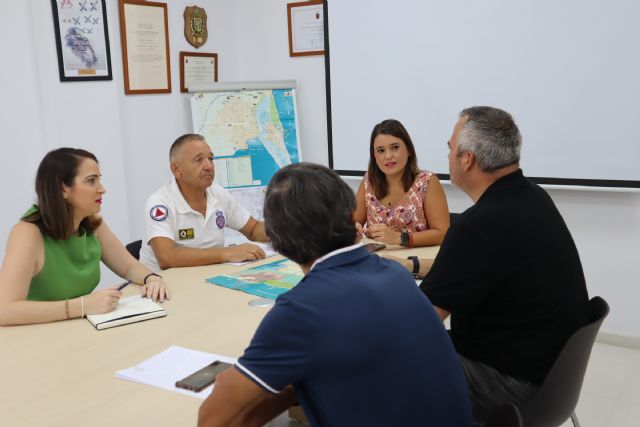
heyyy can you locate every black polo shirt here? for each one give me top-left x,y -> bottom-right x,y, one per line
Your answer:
420,169 -> 589,384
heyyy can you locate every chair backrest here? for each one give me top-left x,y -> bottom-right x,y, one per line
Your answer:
126,240 -> 142,260
486,403 -> 524,427
520,296 -> 609,427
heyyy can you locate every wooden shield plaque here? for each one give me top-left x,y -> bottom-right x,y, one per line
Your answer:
184,6 -> 208,48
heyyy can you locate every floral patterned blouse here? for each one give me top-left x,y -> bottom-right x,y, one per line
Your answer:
363,170 -> 432,233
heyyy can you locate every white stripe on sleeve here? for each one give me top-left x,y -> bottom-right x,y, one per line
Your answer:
235,362 -> 281,394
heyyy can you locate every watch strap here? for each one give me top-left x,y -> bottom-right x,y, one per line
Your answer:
400,231 -> 409,247
407,256 -> 420,276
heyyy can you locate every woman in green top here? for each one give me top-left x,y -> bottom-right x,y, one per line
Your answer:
0,148 -> 171,326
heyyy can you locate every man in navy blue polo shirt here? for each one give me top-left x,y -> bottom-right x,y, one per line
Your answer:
198,163 -> 472,427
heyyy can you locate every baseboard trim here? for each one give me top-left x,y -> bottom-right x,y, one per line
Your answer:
597,331 -> 640,350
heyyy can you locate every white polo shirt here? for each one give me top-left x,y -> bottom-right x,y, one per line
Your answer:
140,178 -> 251,271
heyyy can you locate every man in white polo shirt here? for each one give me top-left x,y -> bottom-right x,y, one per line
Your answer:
140,134 -> 268,271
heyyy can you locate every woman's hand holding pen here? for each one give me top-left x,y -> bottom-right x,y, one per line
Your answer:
84,289 -> 123,314
141,276 -> 171,303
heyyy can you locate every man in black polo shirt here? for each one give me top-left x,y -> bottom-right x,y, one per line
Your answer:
410,106 -> 589,424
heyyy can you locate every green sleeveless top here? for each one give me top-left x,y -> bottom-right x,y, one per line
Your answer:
24,206 -> 102,301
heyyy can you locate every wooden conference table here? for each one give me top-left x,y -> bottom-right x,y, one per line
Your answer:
0,243 -> 438,427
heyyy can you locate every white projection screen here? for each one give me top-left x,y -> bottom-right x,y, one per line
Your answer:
324,0 -> 640,187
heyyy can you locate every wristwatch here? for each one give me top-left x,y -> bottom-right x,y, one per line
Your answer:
400,231 -> 410,247
407,256 -> 420,278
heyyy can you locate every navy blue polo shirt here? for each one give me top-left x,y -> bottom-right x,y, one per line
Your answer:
237,244 -> 472,427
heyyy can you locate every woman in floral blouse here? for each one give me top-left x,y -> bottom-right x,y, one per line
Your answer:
354,119 -> 450,248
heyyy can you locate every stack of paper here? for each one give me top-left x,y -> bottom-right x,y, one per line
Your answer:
115,345 -> 236,399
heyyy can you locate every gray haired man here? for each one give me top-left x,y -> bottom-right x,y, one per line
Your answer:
400,106 -> 589,425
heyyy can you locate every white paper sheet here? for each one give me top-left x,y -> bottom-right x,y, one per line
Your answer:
115,345 -> 236,399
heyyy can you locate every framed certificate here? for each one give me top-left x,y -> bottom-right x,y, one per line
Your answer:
180,52 -> 218,93
287,1 -> 325,57
50,0 -> 113,81
119,0 -> 171,94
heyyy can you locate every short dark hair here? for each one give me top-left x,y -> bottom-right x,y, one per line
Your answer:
23,148 -> 102,239
264,163 -> 357,265
458,106 -> 522,171
367,119 -> 419,199
169,133 -> 205,161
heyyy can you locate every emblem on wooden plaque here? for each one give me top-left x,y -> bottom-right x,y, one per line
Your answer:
184,6 -> 208,48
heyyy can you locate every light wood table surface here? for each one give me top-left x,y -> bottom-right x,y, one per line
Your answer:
0,243 -> 438,426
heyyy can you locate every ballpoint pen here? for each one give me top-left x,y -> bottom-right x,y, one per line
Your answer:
117,280 -> 132,291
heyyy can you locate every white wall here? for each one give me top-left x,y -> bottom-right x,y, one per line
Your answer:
115,0 -> 327,238
549,189 -> 640,339
1,1 -> 639,339
225,0 -> 328,164
0,3 -> 46,245
1,2 -> 131,286
116,0 -> 237,239
0,1 -> 236,286
226,0 -> 640,340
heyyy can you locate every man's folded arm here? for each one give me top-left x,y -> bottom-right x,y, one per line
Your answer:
198,367 -> 296,427
149,237 -> 229,269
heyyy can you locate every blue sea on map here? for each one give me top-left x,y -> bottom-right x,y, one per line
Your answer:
273,90 -> 300,163
192,88 -> 299,188
247,139 -> 279,186
207,258 -> 303,299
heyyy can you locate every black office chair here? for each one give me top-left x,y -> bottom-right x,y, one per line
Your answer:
488,296 -> 609,427
126,240 -> 142,260
485,403 -> 524,427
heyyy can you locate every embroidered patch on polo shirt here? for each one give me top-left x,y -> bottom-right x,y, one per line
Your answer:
178,228 -> 195,240
215,210 -> 225,229
150,205 -> 169,222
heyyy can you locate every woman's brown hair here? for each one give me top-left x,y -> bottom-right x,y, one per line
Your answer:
23,148 -> 102,239
367,119 -> 420,199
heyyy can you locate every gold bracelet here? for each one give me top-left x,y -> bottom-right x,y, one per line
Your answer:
65,299 -> 70,320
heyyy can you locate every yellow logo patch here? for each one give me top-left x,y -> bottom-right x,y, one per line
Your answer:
178,228 -> 195,240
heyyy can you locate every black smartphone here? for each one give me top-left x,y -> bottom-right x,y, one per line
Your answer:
175,361 -> 232,392
364,243 -> 386,253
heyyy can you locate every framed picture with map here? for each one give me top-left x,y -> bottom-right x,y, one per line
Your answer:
50,0 -> 113,81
